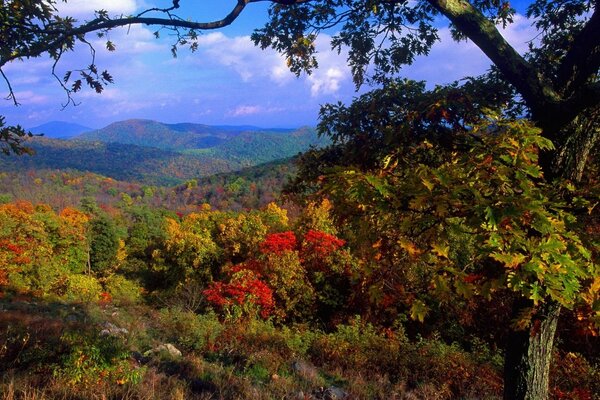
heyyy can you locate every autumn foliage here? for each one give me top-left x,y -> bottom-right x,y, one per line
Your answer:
260,231 -> 297,255
204,269 -> 274,319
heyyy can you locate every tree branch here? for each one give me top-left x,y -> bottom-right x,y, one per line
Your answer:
0,68 -> 19,106
425,0 -> 573,136
553,3 -> 600,96
562,82 -> 600,124
0,0 -> 312,68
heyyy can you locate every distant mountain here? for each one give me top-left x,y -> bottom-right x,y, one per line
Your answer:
29,121 -> 93,139
74,119 -> 296,151
0,123 -> 327,186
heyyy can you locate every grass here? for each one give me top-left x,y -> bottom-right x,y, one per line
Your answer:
1,293 -> 596,399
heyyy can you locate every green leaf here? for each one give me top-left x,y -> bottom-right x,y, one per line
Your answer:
454,279 -> 474,298
522,164 -> 542,178
485,207 -> 497,228
539,237 -> 566,253
491,252 -> 527,269
529,283 -> 543,305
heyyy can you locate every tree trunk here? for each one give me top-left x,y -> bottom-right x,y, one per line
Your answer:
503,301 -> 561,400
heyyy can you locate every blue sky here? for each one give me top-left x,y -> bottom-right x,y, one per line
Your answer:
0,1 -> 538,130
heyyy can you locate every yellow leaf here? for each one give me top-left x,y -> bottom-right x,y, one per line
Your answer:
399,239 -> 423,258
410,300 -> 428,322
431,242 -> 449,259
421,178 -> 434,191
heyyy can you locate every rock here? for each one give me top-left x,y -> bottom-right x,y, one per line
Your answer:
99,321 -> 128,337
144,343 -> 182,358
131,351 -> 150,365
65,314 -> 79,323
189,378 -> 218,394
291,360 -> 319,380
311,386 -> 349,400
323,386 -> 348,400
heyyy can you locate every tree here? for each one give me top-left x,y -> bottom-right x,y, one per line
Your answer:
306,100 -> 598,398
2,1 -> 597,168
88,213 -> 119,275
1,1 -> 598,398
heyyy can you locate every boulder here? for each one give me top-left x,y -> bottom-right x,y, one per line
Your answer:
144,343 -> 182,358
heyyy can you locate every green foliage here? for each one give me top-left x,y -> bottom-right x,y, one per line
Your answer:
103,275 -> 142,306
321,118 -> 598,326
64,275 -> 103,303
294,198 -> 338,235
261,250 -> 316,322
156,214 -> 220,285
0,201 -> 90,296
54,331 -> 144,387
156,307 -> 223,352
0,116 -> 34,155
89,213 -> 119,275
215,211 -> 269,261
0,126 -> 325,186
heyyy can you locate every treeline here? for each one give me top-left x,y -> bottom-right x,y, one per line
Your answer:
0,127 -> 325,185
0,160 -> 295,213
0,198 -> 354,325
0,196 -> 596,399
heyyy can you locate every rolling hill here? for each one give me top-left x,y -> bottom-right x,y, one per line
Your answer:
29,121 -> 94,139
74,119 -> 297,151
0,120 -> 326,186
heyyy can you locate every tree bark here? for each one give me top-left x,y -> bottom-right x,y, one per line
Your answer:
503,301 -> 561,400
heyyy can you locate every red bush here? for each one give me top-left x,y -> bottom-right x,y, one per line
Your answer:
204,269 -> 274,319
260,231 -> 297,255
302,229 -> 345,257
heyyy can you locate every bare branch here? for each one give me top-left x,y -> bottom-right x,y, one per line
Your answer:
0,68 -> 19,106
0,0 -> 313,68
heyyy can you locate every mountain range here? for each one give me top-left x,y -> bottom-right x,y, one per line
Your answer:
75,119 -> 295,150
29,121 -> 94,139
4,119 -> 326,186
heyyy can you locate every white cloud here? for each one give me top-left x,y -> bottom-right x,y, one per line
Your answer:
402,14 -> 539,85
56,0 -> 139,18
498,14 -> 538,54
193,32 -> 296,85
13,91 -> 50,105
308,67 -> 345,96
92,24 -> 165,55
191,32 -> 351,97
228,104 -> 285,117
230,105 -> 262,116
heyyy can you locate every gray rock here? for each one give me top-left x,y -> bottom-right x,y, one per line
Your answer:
323,386 -> 348,400
144,343 -> 182,358
291,360 -> 319,379
99,321 -> 129,337
65,314 -> 79,323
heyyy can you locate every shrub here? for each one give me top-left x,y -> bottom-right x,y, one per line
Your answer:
104,275 -> 143,305
551,351 -> 599,400
156,307 -> 223,352
204,269 -> 274,320
260,231 -> 297,255
64,275 -> 102,303
53,331 -> 144,388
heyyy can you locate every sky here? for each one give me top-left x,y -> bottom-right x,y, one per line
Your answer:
1,1 -> 538,130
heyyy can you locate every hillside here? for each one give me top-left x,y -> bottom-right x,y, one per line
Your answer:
75,119 -> 297,151
0,122 -> 325,185
0,158 -> 297,212
29,121 -> 94,139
